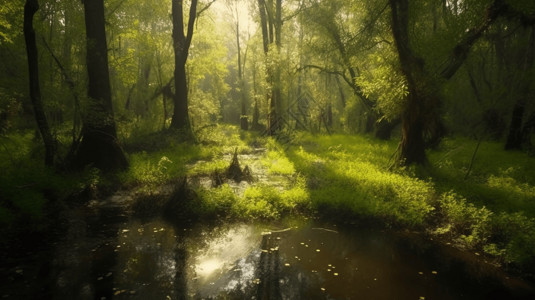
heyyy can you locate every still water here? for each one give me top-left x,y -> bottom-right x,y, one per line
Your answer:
48,205 -> 535,300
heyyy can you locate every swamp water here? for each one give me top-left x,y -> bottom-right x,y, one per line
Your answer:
45,205 -> 534,300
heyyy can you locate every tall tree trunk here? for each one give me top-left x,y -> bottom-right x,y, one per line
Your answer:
237,19 -> 248,130
24,0 -> 55,167
76,0 -> 127,172
389,0 -> 429,165
505,26 -> 535,150
267,0 -> 282,135
258,0 -> 278,135
170,0 -> 198,139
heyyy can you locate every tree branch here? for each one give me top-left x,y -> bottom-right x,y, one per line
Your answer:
300,64 -> 374,108
439,0 -> 507,79
197,0 -> 216,17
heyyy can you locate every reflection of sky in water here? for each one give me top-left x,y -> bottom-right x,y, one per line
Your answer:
86,218 -> 534,299
193,225 -> 258,280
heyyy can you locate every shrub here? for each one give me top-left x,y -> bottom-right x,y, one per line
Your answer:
437,191 -> 493,247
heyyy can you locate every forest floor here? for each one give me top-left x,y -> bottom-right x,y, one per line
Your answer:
1,125 -> 535,298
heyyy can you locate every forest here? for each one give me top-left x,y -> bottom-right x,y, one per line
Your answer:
1,0 -> 535,299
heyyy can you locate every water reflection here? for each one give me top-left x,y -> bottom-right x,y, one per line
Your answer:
51,210 -> 535,300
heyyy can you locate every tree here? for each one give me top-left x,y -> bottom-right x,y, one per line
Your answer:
504,25 -> 535,150
226,0 -> 249,130
256,0 -> 283,135
23,0 -> 56,167
299,0 -> 399,139
389,0 -> 507,165
75,0 -> 127,171
170,0 -> 215,137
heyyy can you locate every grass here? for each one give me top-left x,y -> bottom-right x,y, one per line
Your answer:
2,125 -> 535,272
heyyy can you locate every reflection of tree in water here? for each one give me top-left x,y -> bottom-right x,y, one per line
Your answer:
256,233 -> 282,300
173,231 -> 188,300
254,231 -> 328,300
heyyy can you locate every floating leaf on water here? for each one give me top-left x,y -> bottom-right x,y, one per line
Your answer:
431,271 -> 438,275
114,290 -> 126,296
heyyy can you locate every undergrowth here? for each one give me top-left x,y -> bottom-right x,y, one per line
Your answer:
3,125 -> 535,273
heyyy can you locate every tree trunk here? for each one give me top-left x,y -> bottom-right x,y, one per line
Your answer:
267,0 -> 282,136
505,26 -> 535,150
237,20 -> 248,130
24,0 -> 55,167
389,0 -> 421,164
170,0 -> 197,140
76,0 -> 127,172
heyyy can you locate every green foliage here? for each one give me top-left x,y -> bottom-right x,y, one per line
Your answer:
355,53 -> 408,121
436,191 -> 493,247
263,139 -> 296,175
429,137 -> 535,217
286,134 -> 434,226
490,212 -> 535,265
0,132 -> 81,230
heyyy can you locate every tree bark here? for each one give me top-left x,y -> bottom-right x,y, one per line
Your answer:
76,0 -> 127,172
170,0 -> 197,139
24,0 -> 56,167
